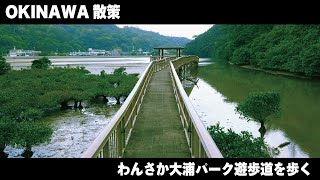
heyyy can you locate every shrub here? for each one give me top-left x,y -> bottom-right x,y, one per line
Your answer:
0,117 -> 16,158
31,57 -> 52,69
14,122 -> 53,158
113,67 -> 127,75
236,91 -> 281,137
0,56 -> 11,75
208,123 -> 271,158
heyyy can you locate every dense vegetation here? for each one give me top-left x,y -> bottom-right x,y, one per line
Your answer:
0,25 -> 190,55
185,25 -> 320,76
31,57 -> 52,69
0,57 -> 138,157
208,124 -> 271,158
0,56 -> 11,75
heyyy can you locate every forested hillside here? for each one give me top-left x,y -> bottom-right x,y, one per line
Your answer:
185,25 -> 320,76
0,25 -> 190,55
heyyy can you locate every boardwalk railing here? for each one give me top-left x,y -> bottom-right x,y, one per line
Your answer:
170,56 -> 223,158
81,57 -> 172,158
82,56 -> 223,158
150,55 -> 177,62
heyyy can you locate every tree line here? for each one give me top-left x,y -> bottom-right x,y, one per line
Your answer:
0,57 -> 138,158
184,25 -> 320,77
0,25 -> 190,55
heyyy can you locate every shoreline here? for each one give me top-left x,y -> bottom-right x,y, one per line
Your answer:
5,55 -> 150,60
240,65 -> 314,79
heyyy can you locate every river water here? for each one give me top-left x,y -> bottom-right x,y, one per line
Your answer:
7,56 -> 150,75
187,58 -> 320,158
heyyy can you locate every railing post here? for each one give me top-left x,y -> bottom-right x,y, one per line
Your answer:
192,127 -> 199,158
103,141 -> 109,158
110,132 -> 114,157
117,119 -> 124,157
189,123 -> 193,156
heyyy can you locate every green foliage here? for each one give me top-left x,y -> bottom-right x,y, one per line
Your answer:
0,66 -> 139,157
184,25 -> 221,57
0,117 -> 16,147
186,25 -> 320,76
31,57 -> 52,69
106,73 -> 138,104
0,66 -> 138,121
100,70 -> 107,77
0,25 -> 190,55
19,108 -> 44,122
113,67 -> 127,75
0,56 -> 11,75
14,121 -> 53,149
232,47 -> 252,65
208,123 -> 271,158
236,91 -> 281,123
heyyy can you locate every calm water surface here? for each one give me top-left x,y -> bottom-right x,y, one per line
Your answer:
187,58 -> 320,158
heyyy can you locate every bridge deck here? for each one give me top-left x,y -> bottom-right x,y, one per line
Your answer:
124,64 -> 190,158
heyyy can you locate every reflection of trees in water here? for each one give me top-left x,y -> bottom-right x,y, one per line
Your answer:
198,62 -> 320,157
177,62 -> 198,80
177,62 -> 199,96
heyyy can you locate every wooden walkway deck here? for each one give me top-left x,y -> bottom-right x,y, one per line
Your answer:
81,56 -> 223,159
124,64 -> 190,158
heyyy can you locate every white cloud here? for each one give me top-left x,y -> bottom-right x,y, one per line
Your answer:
116,25 -> 213,39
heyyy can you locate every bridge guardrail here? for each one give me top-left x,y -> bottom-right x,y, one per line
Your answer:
81,57 -> 171,158
150,55 -> 177,62
82,56 -> 223,158
170,56 -> 223,158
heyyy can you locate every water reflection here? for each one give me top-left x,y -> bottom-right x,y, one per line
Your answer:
186,58 -> 320,158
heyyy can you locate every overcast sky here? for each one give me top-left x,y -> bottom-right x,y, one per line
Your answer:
116,25 -> 213,39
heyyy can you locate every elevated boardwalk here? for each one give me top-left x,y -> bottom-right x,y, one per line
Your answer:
124,63 -> 190,157
81,56 -> 223,158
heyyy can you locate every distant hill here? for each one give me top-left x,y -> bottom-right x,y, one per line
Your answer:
0,25 -> 190,55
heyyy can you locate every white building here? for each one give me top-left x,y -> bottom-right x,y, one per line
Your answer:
143,51 -> 151,55
8,47 -> 41,57
69,48 -> 112,56
88,48 -> 108,56
69,50 -> 89,56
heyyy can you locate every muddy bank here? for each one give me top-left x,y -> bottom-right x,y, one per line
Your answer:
5,100 -> 121,158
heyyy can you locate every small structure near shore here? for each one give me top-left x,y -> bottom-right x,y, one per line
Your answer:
154,45 -> 184,58
69,48 -> 113,56
150,45 -> 184,61
8,47 -> 41,57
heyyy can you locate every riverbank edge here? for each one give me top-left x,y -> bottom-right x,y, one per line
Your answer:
240,65 -> 309,79
5,55 -> 150,60
235,64 -> 320,79
223,61 -> 313,79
